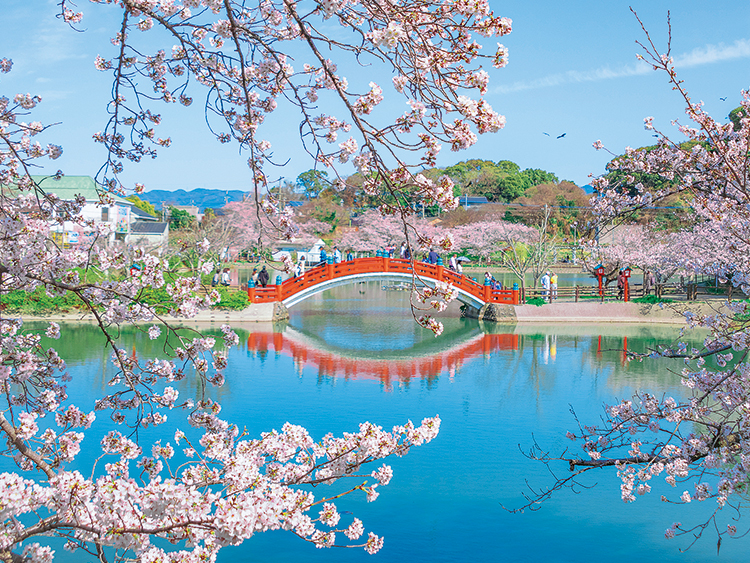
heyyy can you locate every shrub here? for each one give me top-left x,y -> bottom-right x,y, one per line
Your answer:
214,288 -> 249,310
1,288 -> 82,315
632,295 -> 675,304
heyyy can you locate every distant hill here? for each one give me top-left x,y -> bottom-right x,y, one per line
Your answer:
140,189 -> 249,211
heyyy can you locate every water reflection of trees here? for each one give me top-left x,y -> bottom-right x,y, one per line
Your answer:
26,317 -> 698,403
506,325 -> 705,398
27,322 -> 230,403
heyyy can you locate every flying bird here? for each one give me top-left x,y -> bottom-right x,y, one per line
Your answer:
543,132 -> 550,136
557,133 -> 566,139
720,96 -> 728,101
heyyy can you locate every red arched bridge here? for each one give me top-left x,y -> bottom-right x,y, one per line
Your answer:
247,257 -> 520,308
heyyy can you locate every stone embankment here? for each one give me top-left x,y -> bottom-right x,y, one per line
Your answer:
16,300 -> 727,326
467,300 -> 728,324
18,302 -> 290,325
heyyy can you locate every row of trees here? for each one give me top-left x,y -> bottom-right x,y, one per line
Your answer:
288,159 -> 561,204
166,195 -> 715,294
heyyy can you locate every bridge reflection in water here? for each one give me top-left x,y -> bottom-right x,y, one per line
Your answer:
246,328 -> 519,388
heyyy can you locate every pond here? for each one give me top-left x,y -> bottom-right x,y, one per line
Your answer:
17,282 -> 744,562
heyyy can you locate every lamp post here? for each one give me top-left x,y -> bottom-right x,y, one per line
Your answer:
595,264 -> 605,297
623,266 -> 632,302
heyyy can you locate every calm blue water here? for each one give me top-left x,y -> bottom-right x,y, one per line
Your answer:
17,283 -> 745,562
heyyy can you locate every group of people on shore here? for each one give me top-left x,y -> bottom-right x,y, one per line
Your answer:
211,267 -> 232,287
540,271 -> 558,301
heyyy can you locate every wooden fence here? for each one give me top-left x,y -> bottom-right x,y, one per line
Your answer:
520,282 -> 715,303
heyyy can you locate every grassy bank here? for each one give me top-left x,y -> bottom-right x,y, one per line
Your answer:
1,282 -> 248,316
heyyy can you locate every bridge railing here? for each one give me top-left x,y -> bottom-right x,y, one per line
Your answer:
246,257 -> 520,305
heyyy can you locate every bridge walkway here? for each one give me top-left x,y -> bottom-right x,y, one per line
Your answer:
246,256 -> 520,307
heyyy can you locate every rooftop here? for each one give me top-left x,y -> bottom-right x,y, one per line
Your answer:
30,175 -> 132,206
131,222 -> 168,235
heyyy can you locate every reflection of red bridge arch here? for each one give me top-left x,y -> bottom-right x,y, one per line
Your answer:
245,329 -> 519,388
247,257 -> 520,308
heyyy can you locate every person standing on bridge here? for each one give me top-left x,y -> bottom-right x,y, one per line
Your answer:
334,246 -> 342,263
346,249 -> 354,261
258,266 -> 270,288
449,254 -> 458,271
428,247 -> 439,264
400,242 -> 407,258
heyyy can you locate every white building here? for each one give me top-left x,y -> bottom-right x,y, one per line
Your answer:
271,239 -> 326,264
130,221 -> 170,253
32,175 -> 134,245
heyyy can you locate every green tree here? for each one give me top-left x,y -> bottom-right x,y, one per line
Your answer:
495,174 -> 526,201
296,169 -> 329,199
495,159 -> 520,175
126,194 -> 157,217
518,168 -> 559,190
168,206 -> 195,230
729,105 -> 746,131
444,159 -> 496,185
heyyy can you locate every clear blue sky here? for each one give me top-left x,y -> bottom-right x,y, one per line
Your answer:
1,0 -> 748,193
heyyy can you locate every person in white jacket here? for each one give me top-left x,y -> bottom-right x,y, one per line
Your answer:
540,271 -> 551,301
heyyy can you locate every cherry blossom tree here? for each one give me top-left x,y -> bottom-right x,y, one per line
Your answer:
336,208 -> 449,257
0,0 -> 516,557
454,215 -> 550,289
83,0 -> 511,220
336,209 -> 401,252
514,12 -> 750,550
521,205 -> 559,288
0,75 -> 441,563
453,219 -> 534,263
579,224 -> 647,287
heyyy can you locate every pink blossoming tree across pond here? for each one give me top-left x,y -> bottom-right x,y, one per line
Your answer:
0,0 -> 514,560
513,11 -> 750,552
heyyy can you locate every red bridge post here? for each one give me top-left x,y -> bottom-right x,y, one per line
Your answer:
325,258 -> 333,280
